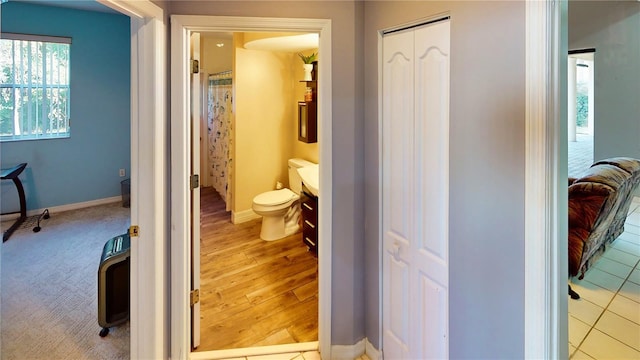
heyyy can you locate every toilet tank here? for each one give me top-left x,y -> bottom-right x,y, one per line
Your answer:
288,158 -> 316,194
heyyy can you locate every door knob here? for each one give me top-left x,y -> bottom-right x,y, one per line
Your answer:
392,242 -> 400,260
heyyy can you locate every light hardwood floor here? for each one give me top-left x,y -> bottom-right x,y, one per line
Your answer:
197,187 -> 318,351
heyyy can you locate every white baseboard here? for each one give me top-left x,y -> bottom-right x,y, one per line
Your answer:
232,208 -> 260,224
331,338 -> 366,360
365,338 -> 381,360
0,196 -> 122,221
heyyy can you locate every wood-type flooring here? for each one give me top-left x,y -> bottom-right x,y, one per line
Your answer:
196,187 -> 318,351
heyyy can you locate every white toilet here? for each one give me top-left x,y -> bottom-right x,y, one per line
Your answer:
252,158 -> 316,241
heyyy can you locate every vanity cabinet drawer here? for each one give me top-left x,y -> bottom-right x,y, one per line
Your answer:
301,189 -> 317,218
300,186 -> 318,255
303,223 -> 317,254
301,199 -> 316,219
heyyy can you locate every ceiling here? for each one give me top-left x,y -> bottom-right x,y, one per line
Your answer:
244,33 -> 319,52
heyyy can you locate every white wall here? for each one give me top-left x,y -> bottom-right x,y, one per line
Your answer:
234,37 -> 295,212
569,1 -> 640,163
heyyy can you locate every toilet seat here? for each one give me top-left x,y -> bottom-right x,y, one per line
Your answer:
253,188 -> 297,206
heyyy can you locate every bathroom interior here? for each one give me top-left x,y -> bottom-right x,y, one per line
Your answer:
195,30 -> 320,351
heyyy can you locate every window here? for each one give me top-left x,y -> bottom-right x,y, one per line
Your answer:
0,33 -> 71,141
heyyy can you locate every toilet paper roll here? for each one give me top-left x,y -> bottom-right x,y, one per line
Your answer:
276,181 -> 283,190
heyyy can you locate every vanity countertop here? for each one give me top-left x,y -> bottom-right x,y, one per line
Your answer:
297,164 -> 319,197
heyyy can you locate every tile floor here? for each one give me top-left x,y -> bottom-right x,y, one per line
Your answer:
569,196 -> 640,359
568,132 -> 594,178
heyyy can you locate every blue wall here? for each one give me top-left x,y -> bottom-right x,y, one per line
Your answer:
1,2 -> 130,212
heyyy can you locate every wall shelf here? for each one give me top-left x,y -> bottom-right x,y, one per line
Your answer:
298,61 -> 318,143
298,101 -> 317,143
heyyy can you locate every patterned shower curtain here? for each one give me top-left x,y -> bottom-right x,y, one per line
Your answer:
207,71 -> 233,211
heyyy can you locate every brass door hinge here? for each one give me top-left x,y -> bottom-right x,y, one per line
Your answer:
190,289 -> 200,306
190,174 -> 200,189
129,225 -> 139,237
190,59 -> 199,74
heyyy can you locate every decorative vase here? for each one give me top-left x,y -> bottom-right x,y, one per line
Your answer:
303,64 -> 313,81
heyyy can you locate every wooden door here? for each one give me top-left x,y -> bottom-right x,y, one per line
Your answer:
190,31 -> 201,350
382,19 -> 450,359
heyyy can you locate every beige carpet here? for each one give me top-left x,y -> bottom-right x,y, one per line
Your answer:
1,202 -> 130,360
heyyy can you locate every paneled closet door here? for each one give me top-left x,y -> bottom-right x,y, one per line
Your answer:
382,19 -> 450,360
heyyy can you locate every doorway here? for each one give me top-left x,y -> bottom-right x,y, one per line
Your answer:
194,30 -> 320,352
568,50 -> 595,178
170,15 -> 333,359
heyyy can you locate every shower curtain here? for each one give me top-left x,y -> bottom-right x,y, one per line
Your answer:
207,71 -> 233,211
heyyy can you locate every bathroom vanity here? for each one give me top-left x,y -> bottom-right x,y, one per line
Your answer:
301,184 -> 318,255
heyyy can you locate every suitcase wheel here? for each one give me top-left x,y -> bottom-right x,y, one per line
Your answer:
99,328 -> 110,337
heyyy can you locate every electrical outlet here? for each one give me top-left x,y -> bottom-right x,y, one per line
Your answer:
119,169 -> 126,177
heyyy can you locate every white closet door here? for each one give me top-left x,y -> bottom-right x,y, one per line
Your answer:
382,19 -> 450,360
382,28 -> 415,360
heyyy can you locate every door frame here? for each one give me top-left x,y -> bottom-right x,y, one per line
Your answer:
170,15 -> 333,359
96,0 -> 167,358
524,1 -> 567,358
